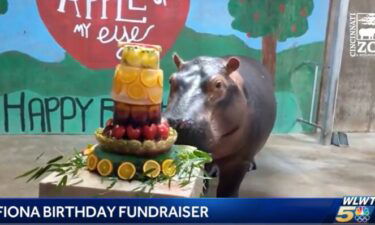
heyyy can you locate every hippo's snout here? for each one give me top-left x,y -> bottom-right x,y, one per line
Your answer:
167,118 -> 194,130
165,117 -> 210,152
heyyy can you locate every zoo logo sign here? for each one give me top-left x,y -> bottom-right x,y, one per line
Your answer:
349,13 -> 375,57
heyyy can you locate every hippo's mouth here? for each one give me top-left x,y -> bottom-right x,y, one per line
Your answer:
221,125 -> 240,138
171,121 -> 212,152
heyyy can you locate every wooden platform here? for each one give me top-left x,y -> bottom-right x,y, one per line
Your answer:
39,169 -> 204,198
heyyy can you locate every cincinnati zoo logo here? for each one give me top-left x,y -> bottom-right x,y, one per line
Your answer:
349,13 -> 375,57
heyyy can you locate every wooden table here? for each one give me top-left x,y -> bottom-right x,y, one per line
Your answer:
39,169 -> 204,198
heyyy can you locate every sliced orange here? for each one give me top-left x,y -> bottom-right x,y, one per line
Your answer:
83,144 -> 96,156
117,162 -> 136,180
86,154 -> 98,171
127,82 -> 146,99
97,159 -> 113,176
148,88 -> 162,104
162,159 -> 177,177
157,71 -> 163,88
119,66 -> 139,84
143,160 -> 161,178
140,69 -> 159,88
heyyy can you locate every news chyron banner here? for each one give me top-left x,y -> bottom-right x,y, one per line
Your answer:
0,197 -> 373,223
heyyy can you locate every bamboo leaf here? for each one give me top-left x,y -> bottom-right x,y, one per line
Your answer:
28,165 -> 52,182
47,155 -> 64,164
35,152 -> 44,161
106,178 -> 118,190
144,168 -> 155,175
168,178 -> 172,189
179,180 -> 190,188
58,175 -> 68,187
15,167 -> 40,179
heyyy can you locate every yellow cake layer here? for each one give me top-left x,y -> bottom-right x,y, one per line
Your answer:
112,65 -> 163,105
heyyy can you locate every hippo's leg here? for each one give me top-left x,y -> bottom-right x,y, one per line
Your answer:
216,156 -> 251,197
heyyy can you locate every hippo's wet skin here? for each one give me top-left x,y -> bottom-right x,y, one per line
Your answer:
164,54 -> 276,197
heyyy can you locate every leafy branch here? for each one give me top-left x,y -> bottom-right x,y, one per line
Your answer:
15,150 -> 86,189
17,146 -> 213,196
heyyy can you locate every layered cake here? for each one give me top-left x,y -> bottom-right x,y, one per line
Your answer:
85,43 -> 178,180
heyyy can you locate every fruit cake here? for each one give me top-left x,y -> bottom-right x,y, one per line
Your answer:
87,43 -> 178,180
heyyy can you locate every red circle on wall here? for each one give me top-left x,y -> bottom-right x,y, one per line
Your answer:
37,0 -> 190,69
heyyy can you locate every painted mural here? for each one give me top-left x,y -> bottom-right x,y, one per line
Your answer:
0,0 -> 329,134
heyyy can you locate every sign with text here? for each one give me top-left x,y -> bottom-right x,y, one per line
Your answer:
37,0 -> 189,69
0,91 -> 113,134
0,198 -> 360,223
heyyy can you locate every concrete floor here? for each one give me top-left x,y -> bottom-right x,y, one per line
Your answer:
0,133 -> 374,197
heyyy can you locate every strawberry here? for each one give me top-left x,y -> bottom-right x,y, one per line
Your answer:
112,125 -> 126,139
126,125 -> 141,140
142,124 -> 157,140
157,123 -> 170,140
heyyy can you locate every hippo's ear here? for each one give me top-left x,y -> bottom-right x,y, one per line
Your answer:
173,53 -> 184,70
225,57 -> 240,75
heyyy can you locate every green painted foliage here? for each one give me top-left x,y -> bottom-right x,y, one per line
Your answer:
228,0 -> 313,41
0,27 -> 260,97
0,27 -> 324,133
0,52 -> 113,97
0,0 -> 8,14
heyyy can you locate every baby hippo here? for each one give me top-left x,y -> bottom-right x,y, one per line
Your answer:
164,54 -> 276,197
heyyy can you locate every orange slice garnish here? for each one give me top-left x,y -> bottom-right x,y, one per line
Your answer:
127,82 -> 146,99
119,66 -> 139,84
140,69 -> 159,88
148,88 -> 163,104
117,162 -> 136,180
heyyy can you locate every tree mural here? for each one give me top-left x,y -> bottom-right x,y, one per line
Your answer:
228,0 -> 313,80
0,0 -> 8,15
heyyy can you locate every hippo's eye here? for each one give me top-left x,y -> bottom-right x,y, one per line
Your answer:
169,76 -> 175,85
215,81 -> 222,89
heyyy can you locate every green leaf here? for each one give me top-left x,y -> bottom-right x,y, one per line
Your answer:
50,163 -> 72,167
26,165 -> 52,182
58,175 -> 68,187
35,152 -> 44,161
106,178 -> 118,190
15,167 -> 40,179
168,178 -> 172,189
47,155 -> 64,164
144,168 -> 155,175
179,180 -> 191,188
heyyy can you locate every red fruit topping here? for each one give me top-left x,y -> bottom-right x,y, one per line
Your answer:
112,125 -> 126,139
157,123 -> 170,140
127,125 -> 141,140
142,124 -> 157,140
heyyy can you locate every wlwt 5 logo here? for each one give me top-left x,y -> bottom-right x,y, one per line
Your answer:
336,197 -> 375,223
